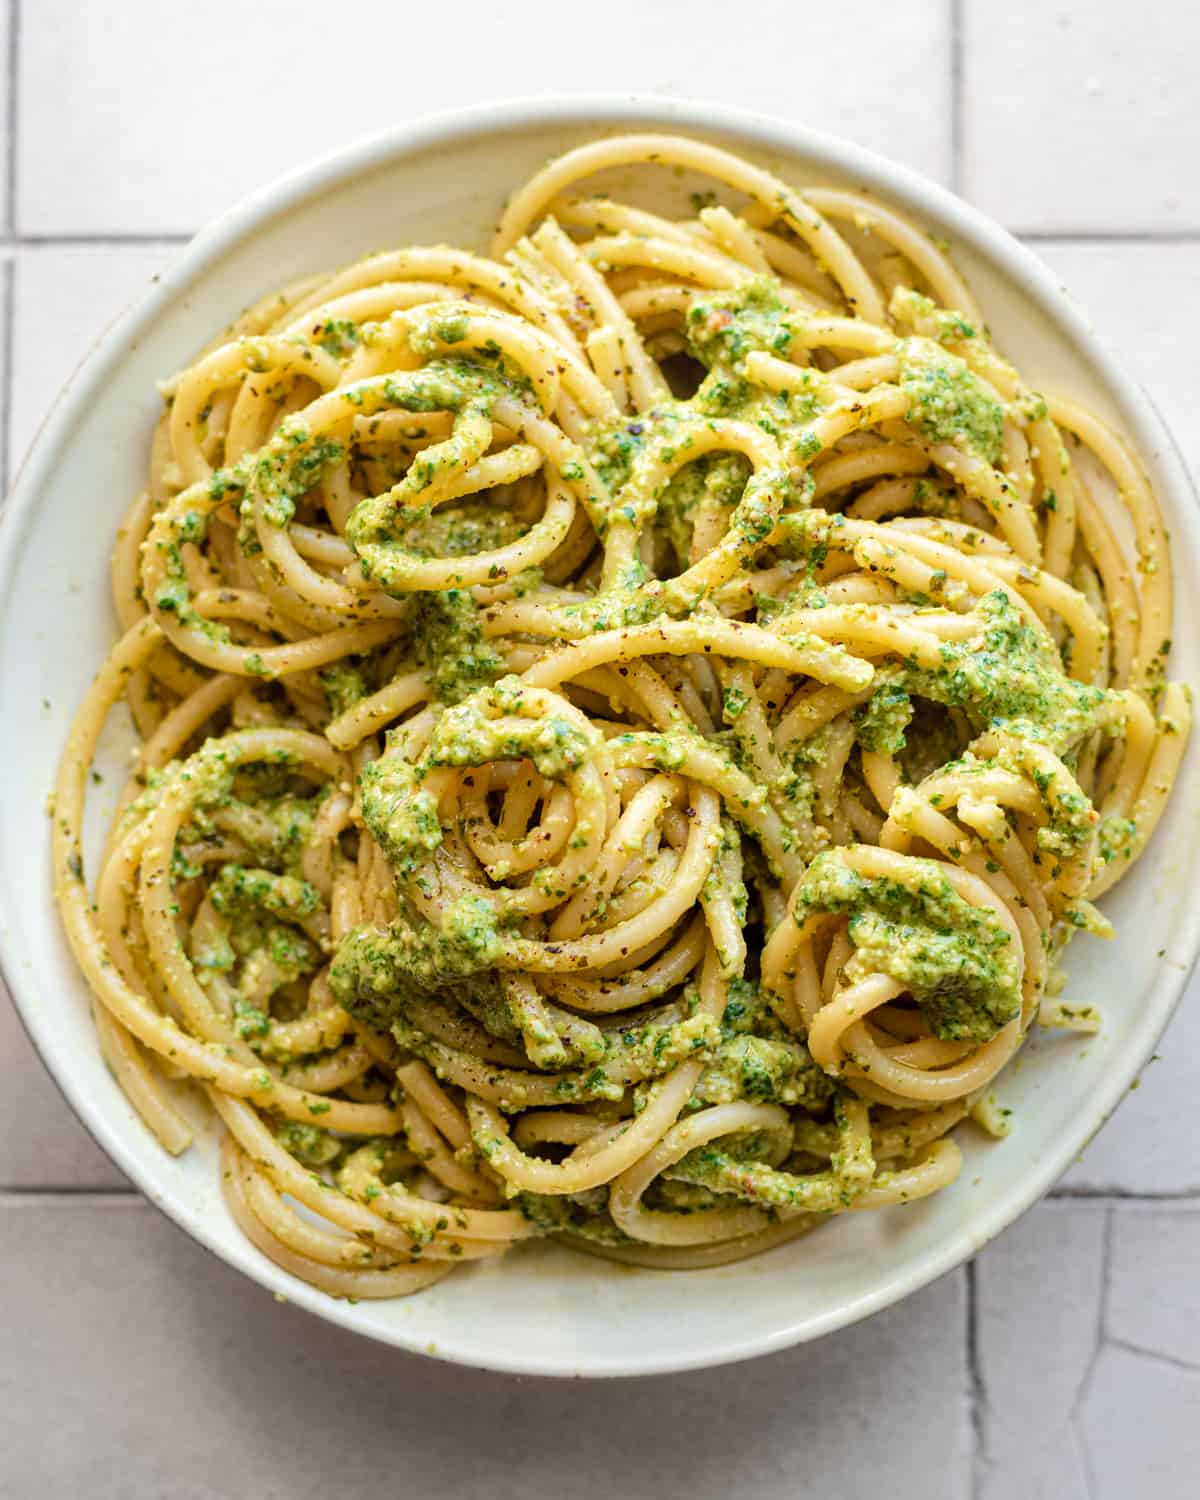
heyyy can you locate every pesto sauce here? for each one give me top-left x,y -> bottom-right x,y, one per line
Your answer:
797,849 -> 1021,1042
319,661 -> 368,719
359,753 -> 443,879
402,501 -> 525,559
209,863 -> 321,922
897,339 -> 1005,462
330,893 -> 506,1028
854,680 -> 914,755
410,588 -> 501,705
514,1191 -> 633,1245
901,590 -> 1111,752
691,1034 -> 836,1109
429,677 -> 593,779
586,277 -> 812,563
276,1120 -> 342,1166
656,452 -> 749,571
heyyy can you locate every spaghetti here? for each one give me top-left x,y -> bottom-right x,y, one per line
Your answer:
54,133 -> 1190,1297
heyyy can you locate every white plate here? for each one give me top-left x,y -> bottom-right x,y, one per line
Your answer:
1,96 -> 1197,1378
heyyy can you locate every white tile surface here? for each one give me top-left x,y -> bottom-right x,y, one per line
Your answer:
975,1201 -> 1106,1500
963,2 -> 1200,232
8,245 -> 173,482
1082,1342 -> 1200,1498
976,1201 -> 1200,1499
18,0 -> 951,236
1107,1205 -> 1200,1367
0,1198 -> 969,1500
0,2 -> 10,231
1060,977 -> 1200,1195
1030,239 -> 1200,481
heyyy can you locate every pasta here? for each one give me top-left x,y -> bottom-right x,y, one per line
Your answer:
53,133 -> 1190,1298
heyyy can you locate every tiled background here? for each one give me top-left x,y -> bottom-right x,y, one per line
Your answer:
2,1 -> 1198,1495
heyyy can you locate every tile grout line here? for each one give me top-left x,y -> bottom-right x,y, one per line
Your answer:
4,0 -> 17,237
0,253 -> 11,491
965,1258 -> 985,1499
1018,229 -> 1200,244
1048,1186 -> 1200,1202
1106,1333 -> 1200,1376
949,0 -> 964,196
1069,1205 -> 1112,1500
0,1187 -> 142,1202
7,232 -> 193,246
1,0 -> 15,490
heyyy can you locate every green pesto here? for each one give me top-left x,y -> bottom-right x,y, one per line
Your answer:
193,878 -> 321,1018
552,577 -> 663,636
891,287 -> 979,344
514,1191 -> 633,1244
897,338 -> 1005,463
237,919 -> 318,979
450,981 -> 527,1051
378,983 -> 718,1111
703,819 -> 749,935
209,864 -> 321,922
507,986 -> 606,1069
664,1148 -> 810,1211
901,590 -> 1112,752
665,1097 -> 870,1211
329,829 -> 723,1077
691,1034 -> 836,1109
313,317 -> 361,359
648,1178 -> 730,1213
686,275 -> 796,372
1097,814 -> 1137,865
410,588 -> 502,705
359,751 -> 443,880
854,680 -> 914,755
330,892 -> 506,1027
685,277 -> 823,462
260,795 -> 322,874
231,997 -> 269,1041
585,277 -> 812,559
429,676 -> 592,779
240,424 -> 346,529
772,723 -> 831,864
275,1121 -> 342,1166
319,661 -> 368,719
656,451 -> 750,571
400,500 -> 526,560
721,684 -> 751,722
720,976 -> 788,1038
796,849 -> 1022,1043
